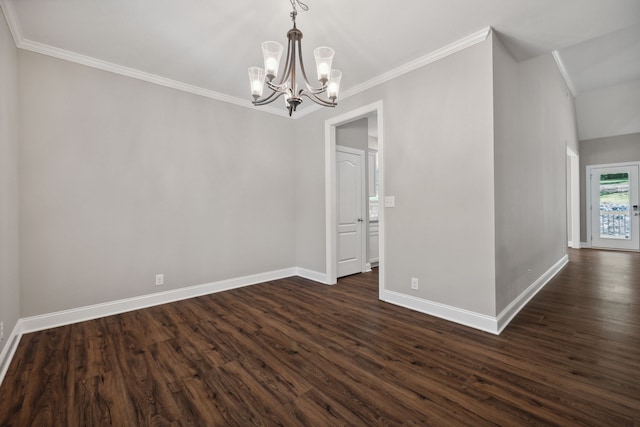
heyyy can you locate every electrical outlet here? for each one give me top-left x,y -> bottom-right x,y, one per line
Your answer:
155,274 -> 164,286
411,278 -> 418,290
0,321 -> 4,342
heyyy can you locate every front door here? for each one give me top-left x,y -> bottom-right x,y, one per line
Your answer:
590,164 -> 640,250
337,146 -> 365,277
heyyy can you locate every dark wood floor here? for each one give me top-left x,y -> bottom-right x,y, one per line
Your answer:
1,249 -> 638,426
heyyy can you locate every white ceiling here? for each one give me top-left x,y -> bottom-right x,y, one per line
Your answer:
557,23 -> 640,94
2,0 -> 640,115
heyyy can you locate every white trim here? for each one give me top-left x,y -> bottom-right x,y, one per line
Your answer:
0,0 -> 22,47
244,27 -> 490,119
580,241 -> 591,248
18,39 -> 290,118
0,2 -> 489,121
567,147 -> 581,249
496,255 -> 569,334
382,255 -> 568,335
19,268 -> 297,334
586,161 -> 640,249
340,27 -> 491,102
0,0 -> 289,118
552,50 -> 577,97
381,290 -> 499,334
295,267 -> 329,284
325,101 -> 384,288
0,321 -> 23,387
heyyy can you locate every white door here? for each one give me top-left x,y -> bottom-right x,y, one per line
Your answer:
590,164 -> 639,250
337,146 -> 365,277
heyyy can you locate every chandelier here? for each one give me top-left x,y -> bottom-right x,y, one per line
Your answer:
248,0 -> 342,117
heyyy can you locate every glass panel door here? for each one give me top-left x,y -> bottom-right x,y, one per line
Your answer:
590,165 -> 639,250
598,172 -> 630,239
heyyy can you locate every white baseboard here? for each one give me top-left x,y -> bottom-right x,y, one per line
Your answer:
381,290 -> 499,334
381,255 -> 569,335
295,267 -> 329,284
580,241 -> 591,248
20,267 -> 298,334
495,255 -> 569,334
0,321 -> 23,387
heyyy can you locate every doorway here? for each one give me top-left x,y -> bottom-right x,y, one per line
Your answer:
587,162 -> 640,251
325,101 -> 384,294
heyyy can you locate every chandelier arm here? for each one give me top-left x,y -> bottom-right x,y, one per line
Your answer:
300,92 -> 337,107
296,39 -> 330,96
273,37 -> 293,87
290,35 -> 298,99
274,37 -> 296,90
303,85 -> 328,95
296,38 -> 321,94
253,90 -> 286,106
266,81 -> 288,91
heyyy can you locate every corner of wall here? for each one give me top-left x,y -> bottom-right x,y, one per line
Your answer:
0,0 -> 21,366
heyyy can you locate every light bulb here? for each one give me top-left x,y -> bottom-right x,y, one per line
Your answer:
318,63 -> 330,79
266,58 -> 278,74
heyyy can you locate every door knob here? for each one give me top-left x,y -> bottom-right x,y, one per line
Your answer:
357,218 -> 363,222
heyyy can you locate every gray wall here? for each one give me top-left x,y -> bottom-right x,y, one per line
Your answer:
19,51 -> 297,316
336,118 -> 368,152
492,34 -> 577,314
295,37 -> 497,316
579,132 -> 640,242
0,12 -> 20,354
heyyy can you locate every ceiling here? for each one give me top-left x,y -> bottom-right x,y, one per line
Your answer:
2,0 -> 639,116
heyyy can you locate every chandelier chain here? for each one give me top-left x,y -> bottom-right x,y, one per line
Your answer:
290,0 -> 309,13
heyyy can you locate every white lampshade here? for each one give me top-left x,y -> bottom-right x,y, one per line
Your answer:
262,41 -> 284,80
313,47 -> 334,83
327,69 -> 342,100
248,67 -> 266,99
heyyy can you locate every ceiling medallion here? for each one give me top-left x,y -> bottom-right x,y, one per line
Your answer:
248,0 -> 342,117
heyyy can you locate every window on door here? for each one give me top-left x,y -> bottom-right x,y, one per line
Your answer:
598,172 -> 630,240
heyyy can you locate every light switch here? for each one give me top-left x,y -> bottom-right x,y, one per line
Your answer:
384,196 -> 395,208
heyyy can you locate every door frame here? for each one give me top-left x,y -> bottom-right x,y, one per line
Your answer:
336,145 -> 367,277
567,147 -> 580,248
586,161 -> 640,250
325,101 -> 384,295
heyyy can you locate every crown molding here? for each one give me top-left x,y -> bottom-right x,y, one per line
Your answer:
1,0 -> 490,120
18,38 -> 290,118
0,0 -> 23,46
552,50 -> 577,97
340,27 -> 492,101
285,28 -> 492,119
